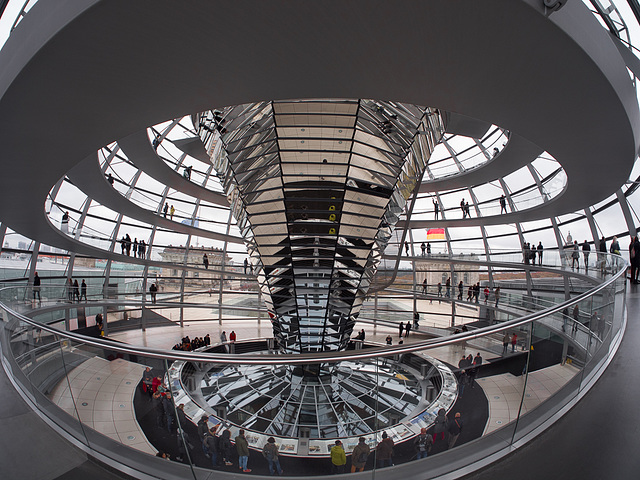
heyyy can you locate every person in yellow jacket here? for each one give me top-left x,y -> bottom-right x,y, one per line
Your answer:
330,440 -> 346,474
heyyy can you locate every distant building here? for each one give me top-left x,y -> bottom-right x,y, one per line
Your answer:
158,245 -> 233,286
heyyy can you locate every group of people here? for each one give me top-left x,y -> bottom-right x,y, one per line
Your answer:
65,277 -> 87,302
329,416 -> 462,474
172,334 -> 211,351
163,202 -> 176,220
420,242 -> 432,256
459,199 -> 471,218
120,234 -> 147,258
398,321 -> 413,338
501,332 -> 518,355
457,352 -> 483,397
523,241 -> 543,265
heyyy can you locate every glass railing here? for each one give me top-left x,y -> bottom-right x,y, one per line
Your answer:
0,254 -> 627,479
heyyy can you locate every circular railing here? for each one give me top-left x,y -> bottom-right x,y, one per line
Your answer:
0,254 -> 627,479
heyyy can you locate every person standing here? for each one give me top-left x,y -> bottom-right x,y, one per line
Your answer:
421,242 -> 426,256
537,241 -> 543,266
33,272 -> 41,303
460,199 -> 466,218
426,242 -> 431,255
511,333 -> 518,352
80,279 -> 87,302
163,202 -> 168,218
61,211 -> 69,234
599,236 -> 607,274
220,429 -> 233,466
502,332 -> 510,355
610,236 -> 621,255
572,304 -> 580,335
170,205 -> 175,220
413,427 -> 432,459
235,429 -> 251,473
405,242 -> 410,256
437,282 -> 442,302
457,280 -> 463,300
433,408 -> 448,442
445,278 -> 451,298
632,236 -> 640,283
499,194 -> 507,214
398,321 -> 404,339
433,199 -> 439,220
204,426 -> 220,468
330,440 -> 346,474
494,286 -> 500,307
220,331 -> 227,343
125,234 -> 132,256
229,330 -> 237,342
132,239 -> 138,257
582,240 -> 591,270
447,413 -> 463,449
350,436 -> 370,472
376,432 -> 394,468
262,437 -> 283,475
405,321 -> 411,338
422,278 -> 427,294
203,253 -> 209,269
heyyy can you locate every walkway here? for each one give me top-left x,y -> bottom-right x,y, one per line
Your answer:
1,289 -> 638,479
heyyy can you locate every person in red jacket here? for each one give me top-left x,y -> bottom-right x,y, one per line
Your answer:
229,331 -> 237,342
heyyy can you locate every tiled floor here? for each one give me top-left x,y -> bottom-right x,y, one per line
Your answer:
479,363 -> 579,434
48,356 -> 155,455
44,301 -> 582,452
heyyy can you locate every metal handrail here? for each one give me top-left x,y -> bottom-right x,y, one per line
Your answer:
0,256 -> 626,365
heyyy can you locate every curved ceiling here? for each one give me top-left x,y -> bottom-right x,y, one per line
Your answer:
0,0 -> 637,252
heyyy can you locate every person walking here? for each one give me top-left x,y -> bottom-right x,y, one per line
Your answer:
398,321 -> 404,339
235,429 -> 251,472
413,427 -> 432,459
262,437 -> 283,475
73,279 -> 80,302
203,253 -> 209,269
404,321 -> 411,338
330,440 -> 346,474
445,278 -> 451,298
457,280 -> 463,300
447,413 -> 463,449
350,436 -> 370,472
422,278 -> 427,294
376,432 -> 394,468
500,194 -> 507,214
571,240 -> 580,269
494,286 -> 500,307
